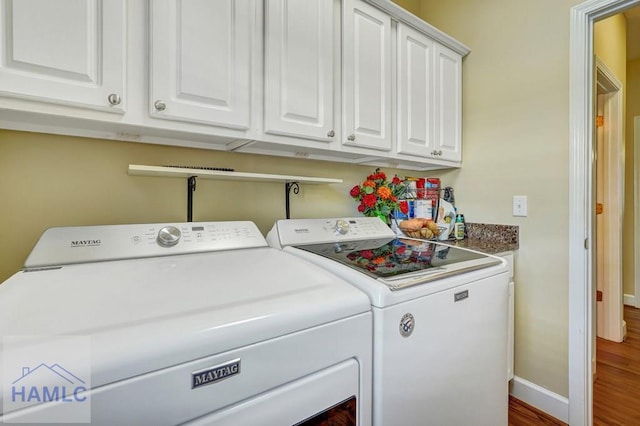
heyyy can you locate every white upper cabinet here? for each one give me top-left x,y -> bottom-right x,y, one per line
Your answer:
0,0 -> 126,112
149,0 -> 252,130
0,0 -> 468,170
433,43 -> 462,162
342,0 -> 392,152
396,23 -> 434,158
263,0 -> 335,142
396,23 -> 462,163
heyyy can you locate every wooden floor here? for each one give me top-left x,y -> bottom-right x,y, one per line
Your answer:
509,305 -> 640,426
593,305 -> 640,425
508,396 -> 567,425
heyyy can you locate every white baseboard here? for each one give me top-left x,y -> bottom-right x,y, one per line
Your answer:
624,293 -> 635,307
509,376 -> 568,423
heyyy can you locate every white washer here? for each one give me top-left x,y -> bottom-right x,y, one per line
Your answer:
267,217 -> 510,426
0,221 -> 372,425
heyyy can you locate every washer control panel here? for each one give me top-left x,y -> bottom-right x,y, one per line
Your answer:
24,221 -> 267,269
269,217 -> 395,247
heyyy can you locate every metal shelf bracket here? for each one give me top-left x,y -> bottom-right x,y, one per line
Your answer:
187,176 -> 197,222
285,182 -> 300,219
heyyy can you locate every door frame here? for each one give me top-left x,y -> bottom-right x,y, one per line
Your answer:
635,116 -> 640,308
569,0 -> 638,424
595,57 -> 624,343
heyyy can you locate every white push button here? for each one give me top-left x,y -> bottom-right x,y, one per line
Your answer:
335,219 -> 350,235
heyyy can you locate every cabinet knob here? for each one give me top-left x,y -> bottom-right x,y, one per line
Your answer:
430,150 -> 436,155
327,130 -> 335,138
437,150 -> 443,156
154,100 -> 167,111
107,93 -> 121,106
347,134 -> 356,141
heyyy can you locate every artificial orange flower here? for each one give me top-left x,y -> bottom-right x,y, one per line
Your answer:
377,186 -> 392,200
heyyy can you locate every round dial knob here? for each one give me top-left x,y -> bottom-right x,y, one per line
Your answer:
335,219 -> 350,235
157,226 -> 181,247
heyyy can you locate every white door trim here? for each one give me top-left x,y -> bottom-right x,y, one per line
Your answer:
635,116 -> 640,308
569,1 -> 639,424
595,57 -> 624,343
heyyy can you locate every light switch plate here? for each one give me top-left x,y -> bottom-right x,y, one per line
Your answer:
513,195 -> 527,217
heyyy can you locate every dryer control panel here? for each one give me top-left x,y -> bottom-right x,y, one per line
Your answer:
267,217 -> 395,247
24,221 -> 267,269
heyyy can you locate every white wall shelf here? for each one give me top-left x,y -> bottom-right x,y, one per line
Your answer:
128,164 -> 342,184
128,164 -> 343,220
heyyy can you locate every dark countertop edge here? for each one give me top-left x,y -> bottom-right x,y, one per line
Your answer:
444,238 -> 518,255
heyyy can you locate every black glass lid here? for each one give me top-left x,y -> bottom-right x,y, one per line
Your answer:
295,237 -> 492,280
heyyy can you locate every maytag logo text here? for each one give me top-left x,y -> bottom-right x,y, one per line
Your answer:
192,359 -> 241,389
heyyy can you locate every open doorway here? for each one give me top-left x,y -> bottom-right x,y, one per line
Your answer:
569,0 -> 640,424
594,57 -> 624,345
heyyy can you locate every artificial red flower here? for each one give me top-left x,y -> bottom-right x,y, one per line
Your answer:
350,185 -> 361,197
367,171 -> 386,181
357,204 -> 365,212
399,200 -> 409,214
362,194 -> 377,208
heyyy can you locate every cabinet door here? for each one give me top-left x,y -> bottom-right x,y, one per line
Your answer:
342,0 -> 392,152
434,43 -> 462,162
0,0 -> 125,112
149,0 -> 251,129
396,23 -> 434,158
264,0 -> 334,142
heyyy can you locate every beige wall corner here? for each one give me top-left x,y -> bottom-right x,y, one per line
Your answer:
417,0 -> 587,398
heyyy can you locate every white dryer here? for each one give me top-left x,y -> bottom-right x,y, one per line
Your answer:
267,217 -> 510,426
0,221 -> 372,425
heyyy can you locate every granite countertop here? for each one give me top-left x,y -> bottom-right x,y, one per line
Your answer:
445,223 -> 519,255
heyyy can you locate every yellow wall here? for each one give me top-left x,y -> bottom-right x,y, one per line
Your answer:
595,15 -> 627,81
0,130 -> 437,283
418,0 -> 584,397
392,0 -> 422,16
626,58 -> 640,296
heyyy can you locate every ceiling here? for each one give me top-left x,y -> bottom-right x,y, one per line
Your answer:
625,7 -> 640,60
